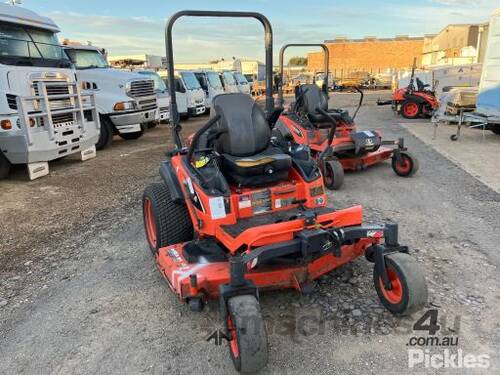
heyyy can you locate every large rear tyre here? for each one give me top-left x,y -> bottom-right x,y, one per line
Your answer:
373,253 -> 427,316
401,100 -> 421,119
227,295 -> 268,373
392,151 -> 419,177
323,159 -> 344,190
0,151 -> 11,179
118,130 -> 143,140
95,115 -> 113,150
142,183 -> 193,254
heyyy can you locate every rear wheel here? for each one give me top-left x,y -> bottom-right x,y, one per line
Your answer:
323,159 -> 344,190
95,115 -> 113,150
227,295 -> 268,373
490,123 -> 500,135
392,151 -> 419,177
0,151 -> 11,179
119,130 -> 143,140
142,183 -> 193,254
401,100 -> 421,119
373,253 -> 427,315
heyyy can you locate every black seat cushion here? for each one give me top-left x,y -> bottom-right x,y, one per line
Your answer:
211,93 -> 270,156
296,84 -> 353,125
222,146 -> 291,186
210,93 -> 292,186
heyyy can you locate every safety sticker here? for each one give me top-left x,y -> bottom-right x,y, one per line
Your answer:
238,195 -> 251,209
209,196 -> 226,219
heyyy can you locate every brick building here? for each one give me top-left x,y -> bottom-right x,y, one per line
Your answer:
307,36 -> 424,78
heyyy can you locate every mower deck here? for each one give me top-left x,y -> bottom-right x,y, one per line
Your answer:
156,236 -> 372,300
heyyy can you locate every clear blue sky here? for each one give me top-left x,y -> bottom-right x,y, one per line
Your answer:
24,0 -> 497,62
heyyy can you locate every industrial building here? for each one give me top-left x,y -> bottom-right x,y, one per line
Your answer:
307,36 -> 424,78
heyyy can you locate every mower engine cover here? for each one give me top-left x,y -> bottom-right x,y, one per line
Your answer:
350,130 -> 381,154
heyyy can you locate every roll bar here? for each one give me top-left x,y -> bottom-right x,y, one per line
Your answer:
278,43 -> 329,106
165,10 -> 274,149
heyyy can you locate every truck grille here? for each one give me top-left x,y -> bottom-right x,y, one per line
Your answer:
33,81 -> 73,110
138,98 -> 157,110
52,113 -> 75,128
129,80 -> 155,98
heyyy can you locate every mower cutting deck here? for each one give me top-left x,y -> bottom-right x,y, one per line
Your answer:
275,43 -> 419,190
143,11 -> 427,373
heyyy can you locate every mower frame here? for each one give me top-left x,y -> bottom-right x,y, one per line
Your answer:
275,43 -> 416,187
143,11 -> 427,373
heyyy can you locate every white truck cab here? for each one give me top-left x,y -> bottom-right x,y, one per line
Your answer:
0,3 -> 99,180
137,70 -> 171,123
177,71 -> 206,116
157,71 -> 189,120
233,71 -> 251,95
220,71 -> 239,93
63,44 -> 157,149
194,70 -> 225,110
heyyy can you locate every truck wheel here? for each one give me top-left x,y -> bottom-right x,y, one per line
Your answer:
323,159 -> 344,190
373,253 -> 427,316
142,183 -> 193,255
490,123 -> 500,135
95,115 -> 113,150
227,295 -> 268,373
392,151 -> 419,177
0,151 -> 11,179
119,130 -> 143,140
180,113 -> 189,121
401,100 -> 421,119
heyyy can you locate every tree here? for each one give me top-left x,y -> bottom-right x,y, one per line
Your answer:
288,57 -> 308,66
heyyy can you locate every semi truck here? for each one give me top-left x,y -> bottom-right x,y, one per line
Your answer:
63,44 -> 157,149
0,3 -> 99,180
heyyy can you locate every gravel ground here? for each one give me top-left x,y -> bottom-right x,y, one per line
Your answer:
0,91 -> 498,374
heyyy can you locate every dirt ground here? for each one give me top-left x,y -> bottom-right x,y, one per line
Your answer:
0,91 -> 499,374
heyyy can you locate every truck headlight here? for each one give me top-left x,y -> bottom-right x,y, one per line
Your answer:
113,101 -> 136,111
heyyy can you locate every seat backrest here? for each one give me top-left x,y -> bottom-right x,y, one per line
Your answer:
296,84 -> 328,117
211,93 -> 270,157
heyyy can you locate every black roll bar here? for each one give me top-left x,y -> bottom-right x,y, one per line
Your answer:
278,43 -> 329,106
165,10 -> 274,149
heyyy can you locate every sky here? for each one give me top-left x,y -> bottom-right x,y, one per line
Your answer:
23,0 -> 499,63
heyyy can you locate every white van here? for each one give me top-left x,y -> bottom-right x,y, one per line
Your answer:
0,3 -> 99,180
233,72 -> 251,95
64,44 -> 157,149
194,70 -> 225,110
177,71 -> 206,116
157,71 -> 189,120
220,71 -> 239,93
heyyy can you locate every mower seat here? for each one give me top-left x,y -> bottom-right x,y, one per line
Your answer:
211,93 -> 292,186
296,84 -> 353,125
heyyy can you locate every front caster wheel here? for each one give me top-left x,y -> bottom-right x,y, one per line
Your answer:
323,159 -> 344,190
392,151 -> 419,177
450,134 -> 458,141
374,253 -> 427,316
226,295 -> 268,373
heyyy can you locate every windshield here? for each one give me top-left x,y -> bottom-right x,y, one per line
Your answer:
65,49 -> 108,69
0,22 -> 70,67
180,71 -> 201,90
138,71 -> 167,92
233,72 -> 248,85
222,71 -> 236,85
206,71 -> 223,89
